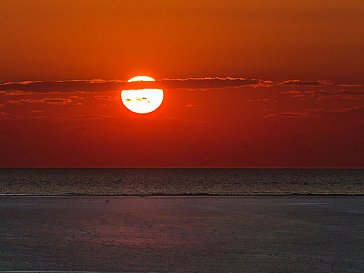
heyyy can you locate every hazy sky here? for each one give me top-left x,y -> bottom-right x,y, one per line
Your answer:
0,0 -> 363,167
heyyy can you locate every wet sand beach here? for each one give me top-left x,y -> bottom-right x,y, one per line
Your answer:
0,196 -> 364,272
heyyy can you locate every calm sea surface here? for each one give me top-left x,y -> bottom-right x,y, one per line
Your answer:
0,168 -> 363,195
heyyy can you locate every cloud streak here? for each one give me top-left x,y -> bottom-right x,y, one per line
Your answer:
8,98 -> 74,105
265,106 -> 364,120
0,77 -> 339,93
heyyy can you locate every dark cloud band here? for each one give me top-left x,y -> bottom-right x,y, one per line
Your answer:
0,77 -> 336,93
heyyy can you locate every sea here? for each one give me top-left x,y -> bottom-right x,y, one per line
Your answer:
0,168 -> 363,196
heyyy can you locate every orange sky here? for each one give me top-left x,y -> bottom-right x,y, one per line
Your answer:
0,0 -> 363,167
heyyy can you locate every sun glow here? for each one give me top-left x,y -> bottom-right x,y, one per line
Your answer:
121,76 -> 164,114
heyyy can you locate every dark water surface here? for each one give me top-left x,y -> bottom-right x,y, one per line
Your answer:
0,168 -> 363,195
0,196 -> 363,273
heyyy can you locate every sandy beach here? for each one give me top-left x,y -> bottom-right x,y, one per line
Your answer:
0,196 -> 363,272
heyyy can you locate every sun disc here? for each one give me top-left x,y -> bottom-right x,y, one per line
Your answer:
121,76 -> 164,114
127,76 -> 156,82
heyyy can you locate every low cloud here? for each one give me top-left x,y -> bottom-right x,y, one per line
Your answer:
0,90 -> 33,96
0,77 -> 341,93
248,98 -> 278,103
0,80 -> 123,93
161,77 -> 258,90
281,90 -> 316,98
94,95 -> 114,101
185,104 -> 202,108
266,106 -> 364,120
325,106 -> 364,119
281,89 -> 364,100
265,108 -> 323,119
0,111 -> 8,118
8,98 -> 73,105
280,80 -> 332,86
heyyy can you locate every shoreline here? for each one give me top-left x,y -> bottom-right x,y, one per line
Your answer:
1,193 -> 364,197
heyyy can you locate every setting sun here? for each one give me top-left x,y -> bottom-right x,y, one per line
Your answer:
1,1 -> 364,272
121,76 -> 164,114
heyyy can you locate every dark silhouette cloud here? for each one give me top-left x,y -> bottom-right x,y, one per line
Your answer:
0,80 -> 124,93
160,77 -> 258,89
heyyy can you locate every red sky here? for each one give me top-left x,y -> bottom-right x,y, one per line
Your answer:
0,0 -> 363,168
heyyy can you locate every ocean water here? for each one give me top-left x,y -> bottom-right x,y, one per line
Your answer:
0,168 -> 363,196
